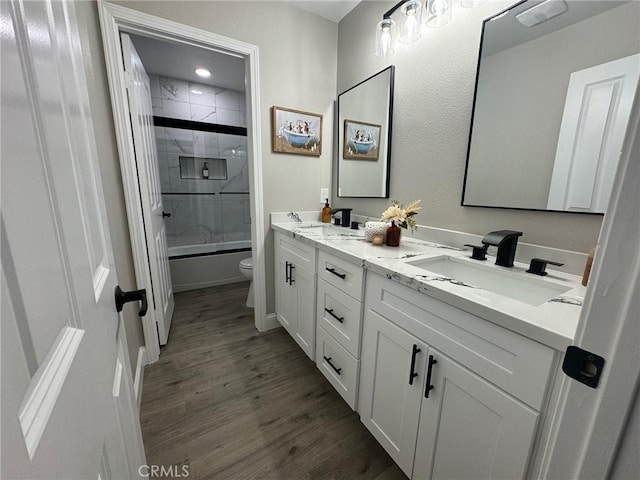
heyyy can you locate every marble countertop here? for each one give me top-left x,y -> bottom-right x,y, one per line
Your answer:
272,221 -> 585,351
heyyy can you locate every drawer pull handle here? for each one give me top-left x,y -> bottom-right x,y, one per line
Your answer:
326,267 -> 346,279
323,356 -> 342,375
324,308 -> 344,323
409,344 -> 421,385
425,355 -> 438,398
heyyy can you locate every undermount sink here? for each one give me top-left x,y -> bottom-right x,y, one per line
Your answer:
406,255 -> 571,306
295,222 -> 325,228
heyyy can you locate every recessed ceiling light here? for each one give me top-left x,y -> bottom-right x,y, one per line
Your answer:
190,89 -> 203,95
195,68 -> 211,78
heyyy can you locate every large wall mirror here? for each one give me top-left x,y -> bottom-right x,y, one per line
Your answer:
463,0 -> 639,213
337,66 -> 394,198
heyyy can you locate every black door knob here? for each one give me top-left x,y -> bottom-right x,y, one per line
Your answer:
162,211 -> 172,218
114,286 -> 148,316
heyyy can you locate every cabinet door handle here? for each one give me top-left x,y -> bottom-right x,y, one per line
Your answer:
326,267 -> 346,279
285,261 -> 290,284
323,356 -> 342,375
409,344 -> 421,385
324,308 -> 344,323
425,355 -> 438,398
289,264 -> 295,284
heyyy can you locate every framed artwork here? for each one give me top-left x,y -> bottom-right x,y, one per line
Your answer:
272,106 -> 323,156
343,120 -> 382,160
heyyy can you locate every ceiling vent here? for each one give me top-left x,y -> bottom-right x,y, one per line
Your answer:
516,0 -> 569,27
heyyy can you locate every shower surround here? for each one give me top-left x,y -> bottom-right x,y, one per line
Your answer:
150,74 -> 250,256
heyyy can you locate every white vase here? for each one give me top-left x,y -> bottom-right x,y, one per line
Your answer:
364,221 -> 388,242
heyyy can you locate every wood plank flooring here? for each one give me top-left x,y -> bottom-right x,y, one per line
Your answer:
140,283 -> 407,480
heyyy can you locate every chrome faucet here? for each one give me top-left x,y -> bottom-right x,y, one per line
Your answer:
288,212 -> 302,223
482,230 -> 523,267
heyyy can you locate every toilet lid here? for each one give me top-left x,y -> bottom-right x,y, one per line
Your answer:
240,258 -> 253,269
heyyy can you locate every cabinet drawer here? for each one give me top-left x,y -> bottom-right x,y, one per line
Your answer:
316,326 -> 359,410
365,273 -> 555,410
275,232 -> 316,273
317,279 -> 363,357
317,250 -> 363,300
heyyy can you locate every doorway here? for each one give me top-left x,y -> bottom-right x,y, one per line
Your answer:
99,2 -> 268,365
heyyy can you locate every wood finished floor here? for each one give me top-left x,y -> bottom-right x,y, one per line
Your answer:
140,283 -> 407,480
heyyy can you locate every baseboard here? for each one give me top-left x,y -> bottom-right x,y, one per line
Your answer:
263,313 -> 281,331
133,346 -> 147,407
172,276 -> 247,293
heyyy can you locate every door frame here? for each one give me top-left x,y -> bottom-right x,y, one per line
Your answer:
98,1 -> 268,364
539,88 -> 640,476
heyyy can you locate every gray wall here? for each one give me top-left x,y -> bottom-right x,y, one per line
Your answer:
77,1 -> 337,365
335,0 -> 604,253
466,2 -> 640,208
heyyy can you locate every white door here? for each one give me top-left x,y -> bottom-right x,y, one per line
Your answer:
358,310 -> 426,477
293,264 -> 315,360
413,349 -> 538,480
547,54 -> 640,212
121,33 -> 175,345
1,0 -> 145,478
275,253 -> 297,336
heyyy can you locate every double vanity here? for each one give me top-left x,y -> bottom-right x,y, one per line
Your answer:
272,214 -> 586,479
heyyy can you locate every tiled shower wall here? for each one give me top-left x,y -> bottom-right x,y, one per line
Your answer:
149,74 -> 250,251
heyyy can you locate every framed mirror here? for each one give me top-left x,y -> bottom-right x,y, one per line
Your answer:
462,0 -> 639,213
337,66 -> 395,198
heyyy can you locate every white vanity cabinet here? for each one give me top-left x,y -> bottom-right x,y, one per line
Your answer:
359,273 -> 556,479
274,232 -> 316,360
315,250 -> 365,409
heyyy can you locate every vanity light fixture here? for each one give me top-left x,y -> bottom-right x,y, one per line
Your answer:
376,0 -> 484,57
194,68 -> 211,78
190,89 -> 203,95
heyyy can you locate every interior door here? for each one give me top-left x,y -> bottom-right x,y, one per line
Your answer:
1,1 -> 145,478
547,54 -> 640,212
121,33 -> 175,345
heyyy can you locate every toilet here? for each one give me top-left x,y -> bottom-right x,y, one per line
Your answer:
239,257 -> 254,308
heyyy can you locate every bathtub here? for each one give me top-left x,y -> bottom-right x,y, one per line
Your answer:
167,241 -> 252,293
168,240 -> 251,259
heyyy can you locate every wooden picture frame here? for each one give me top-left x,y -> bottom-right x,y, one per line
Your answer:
343,119 -> 382,160
272,106 -> 322,156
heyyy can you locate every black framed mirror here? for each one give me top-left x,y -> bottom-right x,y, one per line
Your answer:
337,66 -> 395,198
462,0 -> 639,214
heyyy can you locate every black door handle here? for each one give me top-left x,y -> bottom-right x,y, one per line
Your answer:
324,308 -> 344,323
285,261 -> 290,284
425,355 -> 438,398
409,344 -> 421,385
162,211 -> 172,218
326,267 -> 346,279
114,285 -> 148,316
289,264 -> 295,284
323,356 -> 342,375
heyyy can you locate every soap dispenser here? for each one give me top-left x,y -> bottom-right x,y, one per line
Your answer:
202,162 -> 209,179
322,198 -> 331,223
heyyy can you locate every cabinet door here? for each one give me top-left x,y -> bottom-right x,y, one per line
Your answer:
275,253 -> 296,336
413,349 -> 539,480
359,310 -> 427,477
293,263 -> 315,360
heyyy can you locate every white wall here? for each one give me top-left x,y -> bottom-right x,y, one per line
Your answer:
335,0 -> 606,254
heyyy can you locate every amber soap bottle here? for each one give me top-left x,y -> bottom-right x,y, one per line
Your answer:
322,199 -> 331,223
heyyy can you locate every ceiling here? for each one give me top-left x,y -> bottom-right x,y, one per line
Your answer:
130,34 -> 246,91
283,0 -> 361,22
